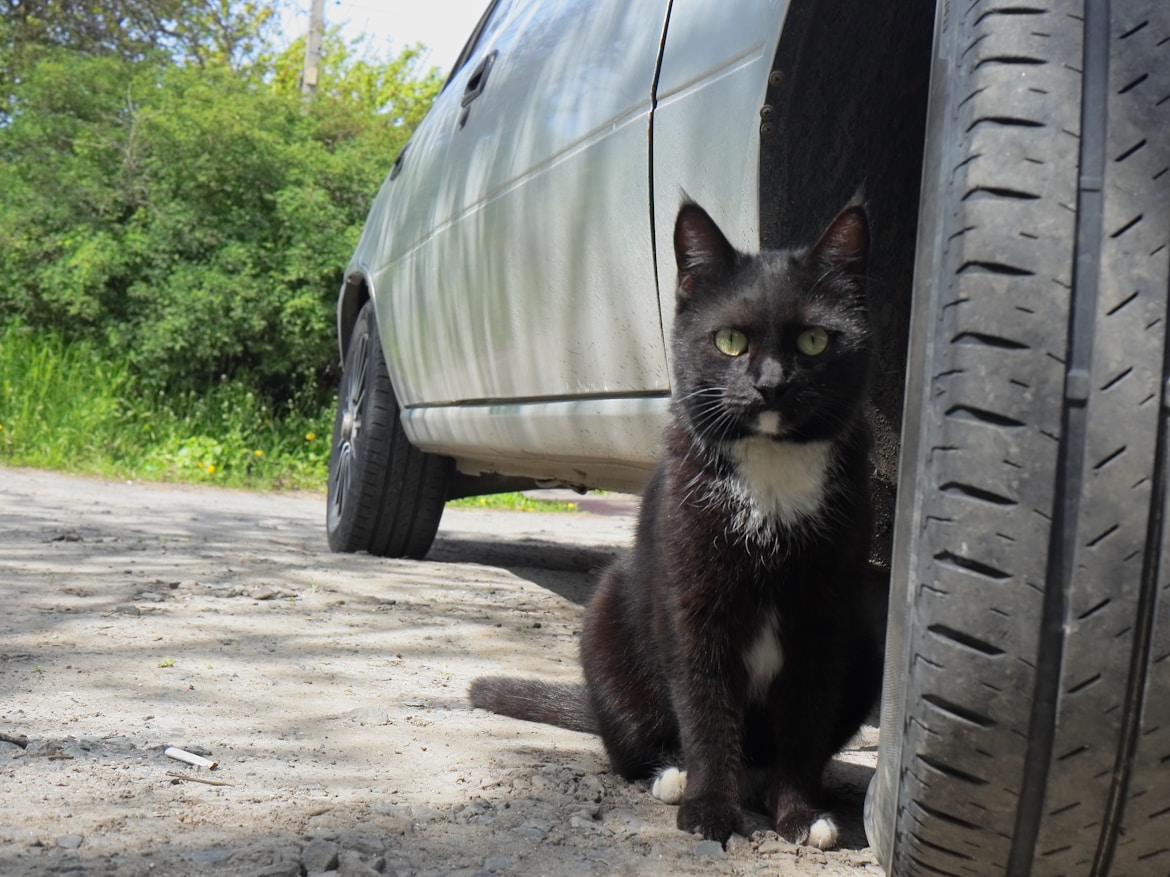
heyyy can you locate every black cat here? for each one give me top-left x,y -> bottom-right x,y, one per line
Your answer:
471,200 -> 882,849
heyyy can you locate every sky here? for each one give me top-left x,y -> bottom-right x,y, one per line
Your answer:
282,0 -> 490,73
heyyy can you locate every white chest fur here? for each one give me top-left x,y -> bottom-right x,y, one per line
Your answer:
727,437 -> 833,529
744,610 -> 783,700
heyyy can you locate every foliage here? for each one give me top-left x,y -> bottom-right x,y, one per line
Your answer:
0,2 -> 446,495
0,323 -> 580,509
448,494 -> 581,513
2,0 -> 279,74
0,322 -> 331,489
267,30 -> 439,126
0,22 -> 441,407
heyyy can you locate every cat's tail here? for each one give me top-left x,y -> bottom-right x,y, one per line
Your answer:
469,677 -> 598,735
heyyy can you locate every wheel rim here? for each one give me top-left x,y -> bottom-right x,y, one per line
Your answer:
328,331 -> 368,529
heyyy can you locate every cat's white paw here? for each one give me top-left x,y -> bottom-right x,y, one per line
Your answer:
806,816 -> 839,850
650,767 -> 688,805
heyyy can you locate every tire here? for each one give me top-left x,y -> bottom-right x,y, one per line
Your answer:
867,2 -> 1170,875
326,301 -> 451,559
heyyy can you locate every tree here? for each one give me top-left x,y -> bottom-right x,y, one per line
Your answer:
1,0 -> 279,114
0,24 -> 442,406
268,29 -> 443,126
3,0 -> 186,60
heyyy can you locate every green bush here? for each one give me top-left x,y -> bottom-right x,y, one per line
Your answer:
0,13 -> 442,491
0,323 -> 582,505
0,323 -> 332,488
0,34 -> 441,409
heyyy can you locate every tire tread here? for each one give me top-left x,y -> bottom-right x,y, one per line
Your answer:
869,2 -> 1170,874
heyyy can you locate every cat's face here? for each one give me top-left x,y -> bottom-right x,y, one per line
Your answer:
671,202 -> 871,446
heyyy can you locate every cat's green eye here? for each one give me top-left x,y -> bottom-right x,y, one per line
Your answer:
796,327 -> 830,356
714,329 -> 749,357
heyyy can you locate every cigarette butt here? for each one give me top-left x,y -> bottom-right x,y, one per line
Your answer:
164,746 -> 218,770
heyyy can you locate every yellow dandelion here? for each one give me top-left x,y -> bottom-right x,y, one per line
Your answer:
254,449 -> 264,457
207,464 -> 216,474
305,432 -> 316,441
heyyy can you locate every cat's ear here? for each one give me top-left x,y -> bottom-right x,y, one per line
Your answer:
808,204 -> 869,285
674,201 -> 738,303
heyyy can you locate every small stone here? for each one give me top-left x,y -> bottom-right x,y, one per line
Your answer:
757,839 -> 788,855
250,864 -> 300,877
694,839 -> 727,859
337,849 -> 381,877
483,856 -> 513,873
604,812 -> 643,835
570,814 -> 598,831
349,705 -> 391,725
726,833 -> 753,855
334,829 -> 387,856
56,834 -> 84,850
515,817 -> 551,840
187,848 -> 231,865
408,805 -> 441,823
301,838 -> 339,873
579,774 -> 604,802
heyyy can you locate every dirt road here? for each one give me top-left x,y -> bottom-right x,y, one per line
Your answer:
0,469 -> 881,876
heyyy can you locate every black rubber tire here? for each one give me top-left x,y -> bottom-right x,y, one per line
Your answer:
867,2 -> 1170,875
326,301 -> 451,559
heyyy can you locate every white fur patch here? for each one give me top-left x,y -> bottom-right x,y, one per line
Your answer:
807,816 -> 839,850
650,767 -> 687,805
728,437 -> 832,529
755,411 -> 782,437
743,610 -> 783,700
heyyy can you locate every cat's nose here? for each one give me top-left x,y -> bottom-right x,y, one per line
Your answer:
756,384 -> 788,408
754,359 -> 786,404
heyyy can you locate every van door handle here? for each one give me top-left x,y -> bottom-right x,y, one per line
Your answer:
458,51 -> 497,128
389,141 -> 409,180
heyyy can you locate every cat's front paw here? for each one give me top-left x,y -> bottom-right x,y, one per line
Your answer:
775,810 -> 839,850
651,767 -> 687,805
677,795 -> 742,845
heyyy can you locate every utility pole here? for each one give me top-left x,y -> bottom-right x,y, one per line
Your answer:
301,0 -> 325,97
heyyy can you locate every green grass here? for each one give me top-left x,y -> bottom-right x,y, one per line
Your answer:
448,493 -> 578,513
0,324 -> 331,490
0,324 -> 581,511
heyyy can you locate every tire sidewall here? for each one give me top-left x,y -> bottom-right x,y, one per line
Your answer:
326,303 -> 386,551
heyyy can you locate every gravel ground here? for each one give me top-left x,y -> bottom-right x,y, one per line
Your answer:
0,469 -> 882,876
